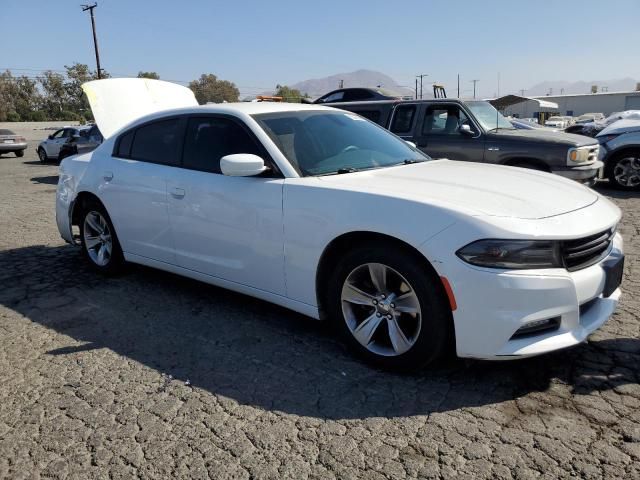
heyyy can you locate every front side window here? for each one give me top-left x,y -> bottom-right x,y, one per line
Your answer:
51,129 -> 64,139
130,118 -> 181,165
390,105 -> 416,134
422,106 -> 471,135
253,110 -> 430,176
465,101 -> 514,131
343,89 -> 374,102
182,117 -> 261,173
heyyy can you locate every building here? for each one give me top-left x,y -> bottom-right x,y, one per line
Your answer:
503,89 -> 640,121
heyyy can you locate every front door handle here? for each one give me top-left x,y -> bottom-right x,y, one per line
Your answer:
103,171 -> 113,181
171,187 -> 186,199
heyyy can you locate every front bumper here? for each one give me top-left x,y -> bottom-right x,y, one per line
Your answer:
0,142 -> 27,152
552,160 -> 603,182
423,223 -> 623,360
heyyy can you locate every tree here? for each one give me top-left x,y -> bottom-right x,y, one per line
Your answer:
275,84 -> 307,103
38,71 -> 67,119
188,74 -> 239,104
63,63 -> 106,121
137,71 -> 160,80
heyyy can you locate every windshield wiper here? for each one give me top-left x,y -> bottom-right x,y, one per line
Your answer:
402,159 -> 424,164
336,167 -> 358,174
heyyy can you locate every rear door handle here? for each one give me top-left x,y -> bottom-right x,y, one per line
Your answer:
171,187 -> 186,199
103,171 -> 113,181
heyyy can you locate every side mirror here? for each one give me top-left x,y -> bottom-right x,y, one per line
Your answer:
459,124 -> 474,136
405,140 -> 417,148
220,154 -> 268,177
48,134 -> 54,140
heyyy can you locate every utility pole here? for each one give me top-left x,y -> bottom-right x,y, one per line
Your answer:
470,79 -> 479,99
519,89 -> 526,96
415,78 -> 418,99
82,3 -> 102,79
457,74 -> 460,98
339,79 -> 344,88
416,74 -> 428,99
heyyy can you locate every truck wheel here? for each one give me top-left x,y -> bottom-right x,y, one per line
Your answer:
607,152 -> 640,190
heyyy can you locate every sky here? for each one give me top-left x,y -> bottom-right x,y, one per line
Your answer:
2,0 -> 639,98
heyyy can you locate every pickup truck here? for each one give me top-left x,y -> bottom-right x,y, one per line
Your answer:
327,99 -> 602,184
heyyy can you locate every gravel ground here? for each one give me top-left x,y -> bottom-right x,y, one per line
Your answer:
0,122 -> 638,479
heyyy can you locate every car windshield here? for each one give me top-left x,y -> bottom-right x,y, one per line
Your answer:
0,129 -> 15,135
253,110 -> 430,176
465,101 -> 514,131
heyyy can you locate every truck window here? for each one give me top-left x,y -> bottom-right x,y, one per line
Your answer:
355,110 -> 382,123
390,105 -> 416,134
422,106 -> 470,135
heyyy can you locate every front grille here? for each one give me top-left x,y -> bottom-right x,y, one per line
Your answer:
562,229 -> 613,271
586,146 -> 598,163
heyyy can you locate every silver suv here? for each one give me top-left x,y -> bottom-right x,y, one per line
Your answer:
37,126 -> 83,162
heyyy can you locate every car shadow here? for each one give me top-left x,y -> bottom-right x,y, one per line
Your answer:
0,244 -> 637,420
30,175 -> 59,185
593,181 -> 639,198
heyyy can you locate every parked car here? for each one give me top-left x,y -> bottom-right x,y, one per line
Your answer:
596,119 -> 640,190
568,110 -> 640,137
0,129 -> 27,157
327,99 -> 602,185
574,113 -> 604,124
307,87 -> 402,104
545,116 -> 573,129
510,118 -> 558,132
37,126 -> 83,162
57,78 -> 624,370
58,125 -> 103,161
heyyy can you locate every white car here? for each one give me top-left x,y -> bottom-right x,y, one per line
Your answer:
545,116 -> 572,129
56,79 -> 624,369
38,126 -> 86,162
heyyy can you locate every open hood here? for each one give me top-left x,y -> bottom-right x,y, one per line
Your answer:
597,118 -> 640,137
82,78 -> 198,138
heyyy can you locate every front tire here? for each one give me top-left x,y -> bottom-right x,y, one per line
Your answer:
326,243 -> 452,371
79,201 -> 125,274
15,150 -> 24,158
606,152 -> 640,190
38,148 -> 48,163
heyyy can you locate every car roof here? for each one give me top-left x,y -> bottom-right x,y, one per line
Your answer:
136,102 -> 339,119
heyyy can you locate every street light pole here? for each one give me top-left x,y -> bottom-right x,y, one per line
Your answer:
416,74 -> 428,99
470,79 -> 479,99
82,3 -> 102,79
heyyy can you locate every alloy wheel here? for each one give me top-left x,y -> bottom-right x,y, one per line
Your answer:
38,149 -> 47,162
613,156 -> 640,188
83,211 -> 113,267
341,262 -> 422,357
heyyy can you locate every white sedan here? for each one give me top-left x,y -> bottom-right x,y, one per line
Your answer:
56,79 -> 624,370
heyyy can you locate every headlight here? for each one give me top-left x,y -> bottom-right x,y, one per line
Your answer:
456,239 -> 562,269
567,145 -> 598,164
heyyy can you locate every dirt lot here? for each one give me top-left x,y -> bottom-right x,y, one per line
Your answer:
0,122 -> 638,480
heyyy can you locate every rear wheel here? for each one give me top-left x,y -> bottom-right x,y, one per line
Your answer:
15,150 -> 24,158
327,243 -> 452,370
79,201 -> 125,274
38,148 -> 48,163
606,152 -> 640,190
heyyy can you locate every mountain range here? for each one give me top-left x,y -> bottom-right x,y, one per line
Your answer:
269,70 -> 638,100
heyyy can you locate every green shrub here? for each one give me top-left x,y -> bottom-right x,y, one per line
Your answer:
6,111 -> 21,122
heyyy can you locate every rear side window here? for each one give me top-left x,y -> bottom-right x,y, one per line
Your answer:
130,118 -> 181,165
116,130 -> 134,157
390,105 -> 416,134
355,110 -> 382,123
343,89 -> 374,101
182,117 -> 261,173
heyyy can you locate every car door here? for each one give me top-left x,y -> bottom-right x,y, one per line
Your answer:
99,116 -> 184,264
167,115 -> 286,295
44,129 -> 66,157
411,104 -> 485,162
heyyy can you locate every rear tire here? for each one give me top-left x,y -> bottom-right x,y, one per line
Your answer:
15,150 -> 24,158
79,200 -> 125,274
606,151 -> 640,190
326,242 -> 452,371
38,148 -> 48,163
